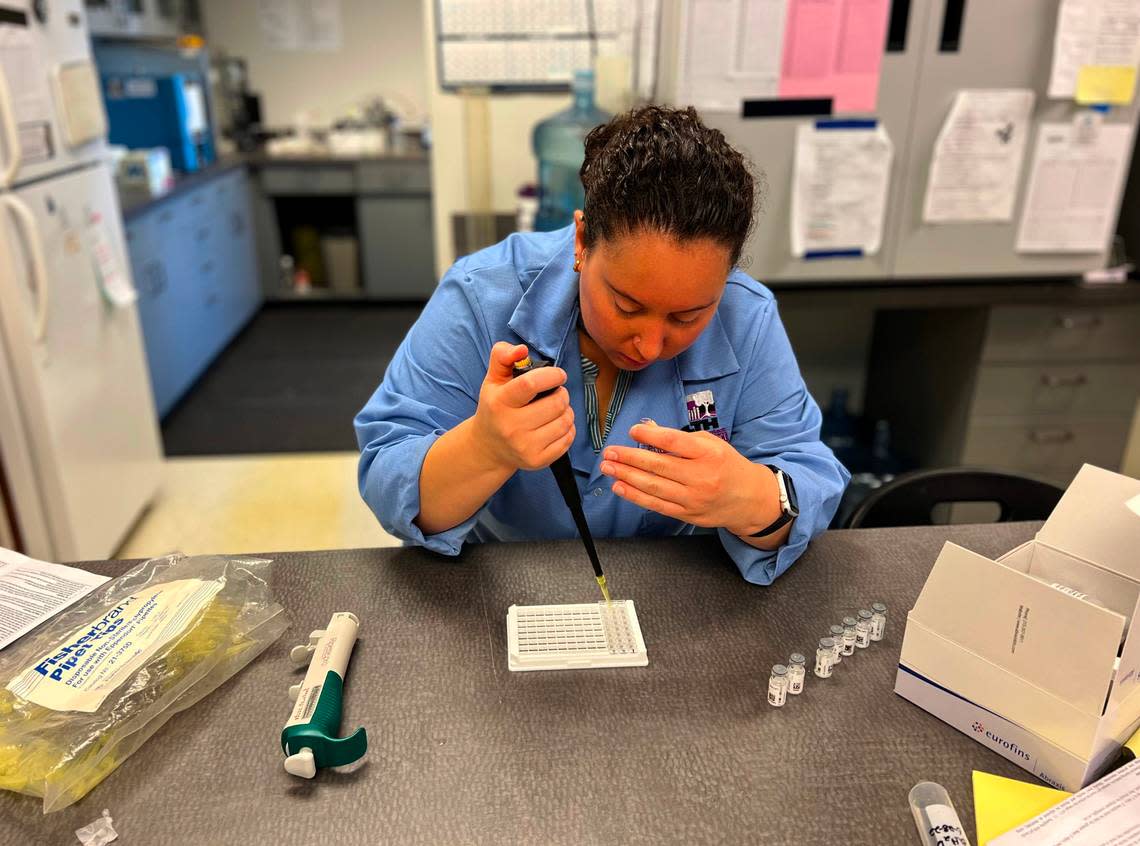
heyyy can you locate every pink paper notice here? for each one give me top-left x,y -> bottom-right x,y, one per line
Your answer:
779,0 -> 891,113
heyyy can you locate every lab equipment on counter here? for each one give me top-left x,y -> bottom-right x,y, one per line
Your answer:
814,638 -> 835,678
856,610 -> 873,649
101,73 -> 215,173
787,653 -> 807,695
281,613 -> 367,779
828,625 -> 845,664
116,148 -> 173,200
767,664 -> 789,707
532,70 -> 610,232
871,602 -> 888,641
0,553 -> 286,812
909,781 -> 971,846
506,601 -> 647,671
841,617 -> 858,656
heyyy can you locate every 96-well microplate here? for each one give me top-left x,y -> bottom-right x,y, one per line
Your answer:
506,600 -> 648,672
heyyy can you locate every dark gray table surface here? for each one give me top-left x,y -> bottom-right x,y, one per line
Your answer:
1,524 -> 1043,845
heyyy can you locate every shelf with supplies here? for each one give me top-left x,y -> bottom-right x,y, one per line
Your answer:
246,155 -> 436,302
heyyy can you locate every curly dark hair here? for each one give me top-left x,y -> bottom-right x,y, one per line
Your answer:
578,105 -> 756,267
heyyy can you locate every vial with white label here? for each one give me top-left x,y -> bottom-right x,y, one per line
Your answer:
828,624 -> 845,664
870,602 -> 887,641
841,617 -> 857,656
787,653 -> 806,694
909,780 -> 971,846
855,610 -> 873,648
768,664 -> 789,707
814,638 -> 835,678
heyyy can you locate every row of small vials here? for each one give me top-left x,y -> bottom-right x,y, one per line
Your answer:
767,602 -> 888,707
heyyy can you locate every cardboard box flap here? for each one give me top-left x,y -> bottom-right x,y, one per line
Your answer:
1037,465 -> 1140,582
913,542 -> 1123,715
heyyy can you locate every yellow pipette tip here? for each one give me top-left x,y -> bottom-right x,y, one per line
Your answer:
596,575 -> 611,604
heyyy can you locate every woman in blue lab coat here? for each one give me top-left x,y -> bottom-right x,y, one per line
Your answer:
355,105 -> 849,585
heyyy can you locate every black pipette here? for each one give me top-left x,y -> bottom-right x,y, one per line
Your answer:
511,356 -> 611,602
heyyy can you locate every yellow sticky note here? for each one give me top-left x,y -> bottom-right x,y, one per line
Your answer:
973,770 -> 1071,845
1075,65 -> 1137,105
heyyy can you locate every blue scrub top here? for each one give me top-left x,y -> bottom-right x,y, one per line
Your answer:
355,226 -> 849,585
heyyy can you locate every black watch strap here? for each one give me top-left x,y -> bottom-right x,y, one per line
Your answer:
749,466 -> 797,538
749,510 -> 794,538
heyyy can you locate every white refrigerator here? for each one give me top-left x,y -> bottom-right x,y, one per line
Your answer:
0,0 -> 162,561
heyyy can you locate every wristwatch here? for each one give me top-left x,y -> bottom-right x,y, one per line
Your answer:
749,465 -> 799,538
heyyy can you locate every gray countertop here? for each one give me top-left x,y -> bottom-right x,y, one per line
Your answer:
0,524 -> 1042,844
119,157 -> 247,222
119,149 -> 431,222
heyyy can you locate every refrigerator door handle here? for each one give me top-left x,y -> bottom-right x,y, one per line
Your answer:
1,195 -> 50,341
0,63 -> 22,188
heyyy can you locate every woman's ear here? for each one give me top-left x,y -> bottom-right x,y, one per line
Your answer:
573,210 -> 587,259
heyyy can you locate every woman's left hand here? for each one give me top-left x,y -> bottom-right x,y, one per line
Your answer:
599,422 -> 773,536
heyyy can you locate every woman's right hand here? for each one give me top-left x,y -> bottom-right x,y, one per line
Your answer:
472,342 -> 576,472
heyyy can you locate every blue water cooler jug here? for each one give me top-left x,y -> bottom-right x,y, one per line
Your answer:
532,70 -> 610,232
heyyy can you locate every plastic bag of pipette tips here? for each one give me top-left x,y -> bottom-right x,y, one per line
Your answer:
0,553 -> 289,812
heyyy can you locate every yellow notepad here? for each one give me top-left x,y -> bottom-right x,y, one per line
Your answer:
973,770 -> 1071,845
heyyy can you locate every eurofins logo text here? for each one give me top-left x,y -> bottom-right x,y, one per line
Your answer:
971,720 -> 1031,761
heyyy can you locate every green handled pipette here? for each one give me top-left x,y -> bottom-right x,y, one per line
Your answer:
281,612 -> 367,778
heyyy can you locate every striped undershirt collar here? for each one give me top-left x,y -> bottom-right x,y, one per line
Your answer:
580,355 -> 634,453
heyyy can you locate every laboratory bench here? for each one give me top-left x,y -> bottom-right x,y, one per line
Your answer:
0,524 -> 1042,844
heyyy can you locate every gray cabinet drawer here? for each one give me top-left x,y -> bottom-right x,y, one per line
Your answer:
961,418 -> 1131,482
356,162 -> 430,194
971,363 -> 1140,417
260,166 -> 355,195
983,304 -> 1140,363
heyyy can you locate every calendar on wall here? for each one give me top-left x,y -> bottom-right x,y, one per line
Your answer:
435,0 -> 658,93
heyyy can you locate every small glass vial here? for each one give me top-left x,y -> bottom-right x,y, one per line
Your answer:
787,653 -> 807,694
828,624 -> 845,664
870,602 -> 887,642
768,664 -> 789,707
855,610 -> 873,648
841,616 -> 858,656
814,638 -> 835,678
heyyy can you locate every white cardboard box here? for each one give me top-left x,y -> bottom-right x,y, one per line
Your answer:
895,464 -> 1140,791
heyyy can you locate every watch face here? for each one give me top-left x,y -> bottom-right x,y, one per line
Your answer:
782,471 -> 800,516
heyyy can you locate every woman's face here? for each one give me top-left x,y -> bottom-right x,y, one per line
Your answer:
574,212 -> 732,371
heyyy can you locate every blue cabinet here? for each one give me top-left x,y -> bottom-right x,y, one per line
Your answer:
127,167 -> 263,417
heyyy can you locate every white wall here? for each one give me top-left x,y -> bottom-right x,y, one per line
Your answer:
200,0 -> 429,128
423,0 -> 578,276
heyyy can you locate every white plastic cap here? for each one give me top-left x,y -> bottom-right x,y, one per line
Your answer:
284,747 -> 316,779
289,644 -> 315,665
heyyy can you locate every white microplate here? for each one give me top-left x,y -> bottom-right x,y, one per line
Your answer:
506,600 -> 648,672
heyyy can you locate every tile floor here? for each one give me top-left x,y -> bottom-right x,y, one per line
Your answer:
115,452 -> 401,559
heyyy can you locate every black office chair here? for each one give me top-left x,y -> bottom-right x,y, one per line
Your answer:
844,467 -> 1065,529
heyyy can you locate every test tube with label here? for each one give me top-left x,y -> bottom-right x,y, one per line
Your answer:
814,638 -> 835,678
870,602 -> 887,641
828,624 -> 845,664
841,617 -> 857,656
787,653 -> 806,694
855,610 -> 873,649
768,664 -> 789,707
909,781 -> 971,846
